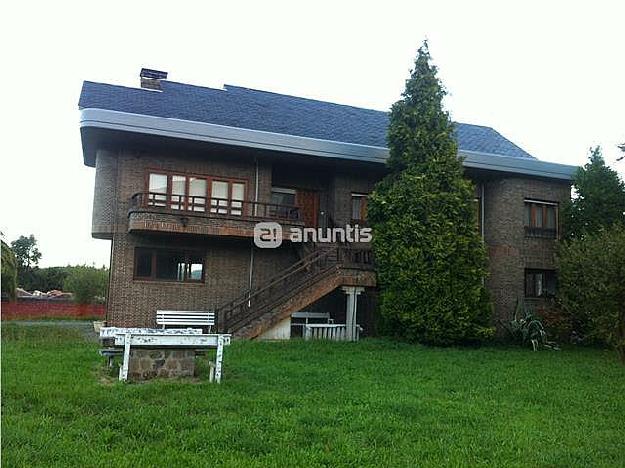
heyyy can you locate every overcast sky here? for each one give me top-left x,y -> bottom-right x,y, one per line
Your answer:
1,1 -> 623,267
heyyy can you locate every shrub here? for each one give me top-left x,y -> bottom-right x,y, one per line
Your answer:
1,240 -> 18,300
63,265 -> 108,304
557,225 -> 625,363
501,299 -> 559,351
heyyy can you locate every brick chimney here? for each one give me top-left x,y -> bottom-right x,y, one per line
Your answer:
140,68 -> 168,90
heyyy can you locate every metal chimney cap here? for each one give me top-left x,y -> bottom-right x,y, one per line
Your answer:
140,68 -> 168,80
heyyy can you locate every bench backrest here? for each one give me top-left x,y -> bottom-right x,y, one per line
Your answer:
291,311 -> 331,320
156,310 -> 215,329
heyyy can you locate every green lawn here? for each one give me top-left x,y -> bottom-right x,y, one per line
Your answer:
2,323 -> 624,467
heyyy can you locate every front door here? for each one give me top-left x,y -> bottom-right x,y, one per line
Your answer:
296,190 -> 319,227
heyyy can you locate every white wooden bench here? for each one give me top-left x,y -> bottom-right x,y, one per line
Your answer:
303,323 -> 363,342
291,311 -> 334,323
99,327 -> 230,383
156,310 -> 215,332
99,327 -> 205,367
291,311 -> 334,337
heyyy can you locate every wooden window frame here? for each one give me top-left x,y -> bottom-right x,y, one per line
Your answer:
524,199 -> 558,239
524,269 -> 557,298
133,247 -> 206,283
474,197 -> 483,236
145,169 -> 248,215
351,193 -> 368,224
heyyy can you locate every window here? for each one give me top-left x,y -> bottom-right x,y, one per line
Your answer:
210,180 -> 245,215
270,187 -> 297,219
134,248 -> 204,282
524,200 -> 558,238
474,198 -> 483,235
146,172 -> 246,216
188,177 -> 207,212
351,193 -> 368,223
171,175 -> 186,210
148,173 -> 168,207
525,269 -> 557,298
270,187 -> 296,206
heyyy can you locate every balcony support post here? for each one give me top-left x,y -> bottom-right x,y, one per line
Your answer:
341,286 -> 364,341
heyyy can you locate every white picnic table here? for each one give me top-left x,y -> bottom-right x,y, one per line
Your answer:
99,327 -> 231,383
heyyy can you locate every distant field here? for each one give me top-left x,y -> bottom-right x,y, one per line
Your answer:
2,323 -> 624,467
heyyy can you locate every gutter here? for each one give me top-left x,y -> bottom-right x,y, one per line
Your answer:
80,108 -> 577,181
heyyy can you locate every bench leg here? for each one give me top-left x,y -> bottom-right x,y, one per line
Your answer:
208,361 -> 216,383
214,335 -> 224,383
119,333 -> 131,382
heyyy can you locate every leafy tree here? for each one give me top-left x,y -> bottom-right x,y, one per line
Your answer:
368,42 -> 493,345
1,240 -> 18,300
10,234 -> 42,269
557,225 -> 625,363
562,147 -> 625,239
30,267 -> 70,292
10,234 -> 43,289
63,265 -> 108,304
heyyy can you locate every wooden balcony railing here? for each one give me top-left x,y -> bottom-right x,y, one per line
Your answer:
129,192 -> 301,222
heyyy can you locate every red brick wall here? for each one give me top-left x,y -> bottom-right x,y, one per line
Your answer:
1,299 -> 105,320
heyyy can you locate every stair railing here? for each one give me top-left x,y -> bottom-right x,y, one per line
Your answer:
218,243 -> 374,333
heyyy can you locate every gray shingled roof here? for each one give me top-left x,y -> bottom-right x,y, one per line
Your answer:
79,80 -> 535,159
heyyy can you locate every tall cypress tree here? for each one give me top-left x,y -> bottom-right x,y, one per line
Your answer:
368,43 -> 492,345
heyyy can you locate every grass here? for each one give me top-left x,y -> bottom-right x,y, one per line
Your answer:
2,323 -> 624,467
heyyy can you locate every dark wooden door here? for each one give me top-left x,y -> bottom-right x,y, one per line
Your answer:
296,190 -> 319,227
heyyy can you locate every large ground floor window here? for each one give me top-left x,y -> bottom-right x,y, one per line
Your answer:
134,248 -> 205,282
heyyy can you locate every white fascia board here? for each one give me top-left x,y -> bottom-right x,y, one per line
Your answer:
460,150 -> 576,180
80,108 -> 388,163
80,108 -> 577,180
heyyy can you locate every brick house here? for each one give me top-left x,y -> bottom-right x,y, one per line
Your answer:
78,69 -> 575,338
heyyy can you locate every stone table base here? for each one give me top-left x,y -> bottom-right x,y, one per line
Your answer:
127,348 -> 196,380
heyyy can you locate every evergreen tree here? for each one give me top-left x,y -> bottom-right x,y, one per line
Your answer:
368,42 -> 492,345
562,147 -> 625,239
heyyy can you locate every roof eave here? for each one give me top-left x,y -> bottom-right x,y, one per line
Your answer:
79,108 -> 577,180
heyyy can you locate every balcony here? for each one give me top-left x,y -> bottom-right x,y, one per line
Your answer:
127,192 -> 303,238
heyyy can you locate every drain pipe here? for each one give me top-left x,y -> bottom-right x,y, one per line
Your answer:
481,182 -> 485,239
248,157 -> 260,302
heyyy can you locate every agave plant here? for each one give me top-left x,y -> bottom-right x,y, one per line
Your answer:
502,299 -> 559,351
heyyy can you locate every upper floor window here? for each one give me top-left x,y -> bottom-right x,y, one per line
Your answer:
147,172 -> 246,216
269,187 -> 298,219
134,248 -> 204,282
211,179 -> 245,216
524,200 -> 558,238
474,198 -> 483,235
351,193 -> 368,223
525,269 -> 556,298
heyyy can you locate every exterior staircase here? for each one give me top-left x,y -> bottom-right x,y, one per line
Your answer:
216,244 -> 376,339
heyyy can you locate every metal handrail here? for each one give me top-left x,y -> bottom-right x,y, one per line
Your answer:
218,244 -> 375,332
